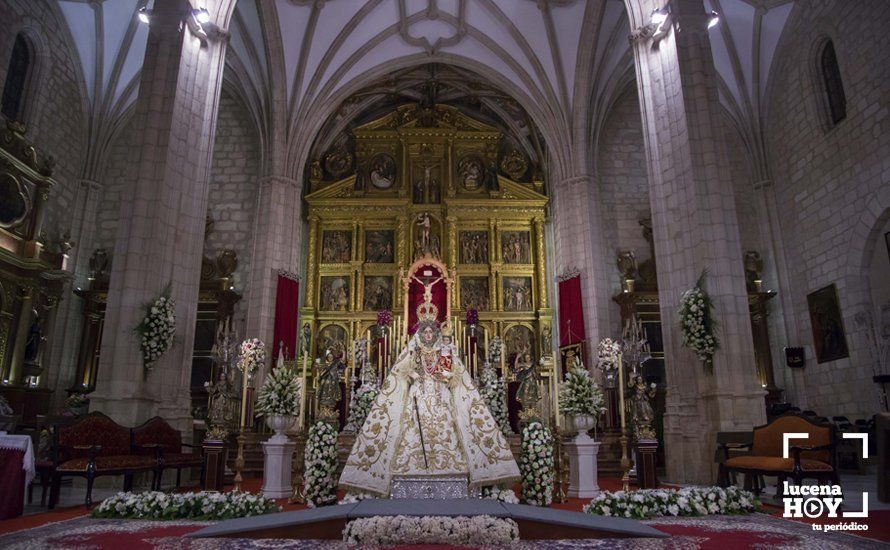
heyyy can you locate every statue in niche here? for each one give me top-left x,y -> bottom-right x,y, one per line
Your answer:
24,308 -> 44,364
413,165 -> 440,204
413,212 -> 440,259
300,323 -> 312,356
206,370 -> 236,430
541,324 -> 552,356
316,348 -> 346,412
514,352 -> 541,412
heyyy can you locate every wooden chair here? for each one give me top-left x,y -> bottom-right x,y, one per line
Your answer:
30,415 -> 77,506
718,414 -> 838,497
131,417 -> 204,490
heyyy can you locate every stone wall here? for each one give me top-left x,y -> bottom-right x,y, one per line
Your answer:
765,0 -> 890,418
205,90 -> 260,294
0,0 -> 85,252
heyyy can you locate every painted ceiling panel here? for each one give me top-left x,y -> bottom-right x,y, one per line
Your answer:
58,1 -> 97,101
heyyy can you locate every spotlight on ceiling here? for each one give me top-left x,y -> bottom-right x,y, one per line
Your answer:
649,7 -> 669,27
193,8 -> 211,25
137,7 -> 150,24
707,10 -> 720,29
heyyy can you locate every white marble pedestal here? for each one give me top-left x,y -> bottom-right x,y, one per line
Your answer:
261,438 -> 296,499
565,433 -> 600,499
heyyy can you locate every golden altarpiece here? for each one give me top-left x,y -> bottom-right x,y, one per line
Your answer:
300,104 -> 553,431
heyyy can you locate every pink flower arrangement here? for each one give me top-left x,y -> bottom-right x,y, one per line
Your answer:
377,309 -> 392,327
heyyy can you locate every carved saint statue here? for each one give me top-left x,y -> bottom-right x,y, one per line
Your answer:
514,353 -> 540,411
206,370 -> 236,429
316,349 -> 345,410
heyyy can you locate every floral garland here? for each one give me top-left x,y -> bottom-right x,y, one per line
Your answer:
304,420 -> 339,507
237,338 -> 266,376
92,491 -> 279,521
344,379 -> 379,432
135,285 -> 175,377
339,490 -> 378,504
342,515 -> 519,545
255,365 -> 301,416
559,365 -> 606,420
520,421 -> 554,506
583,486 -> 760,520
679,270 -> 719,371
478,362 -> 510,436
595,338 -> 621,371
481,486 -> 519,503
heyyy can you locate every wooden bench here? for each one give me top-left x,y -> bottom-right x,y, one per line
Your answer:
48,412 -> 159,508
132,416 -> 204,490
718,414 -> 838,496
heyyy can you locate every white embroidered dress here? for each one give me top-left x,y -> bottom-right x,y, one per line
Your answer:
339,332 -> 519,496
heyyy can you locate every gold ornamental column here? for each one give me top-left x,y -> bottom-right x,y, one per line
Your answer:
446,215 -> 458,269
305,216 -> 320,309
534,217 -> 549,309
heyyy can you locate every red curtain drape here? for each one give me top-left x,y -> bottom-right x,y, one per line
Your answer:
407,265 -> 446,333
273,274 -> 300,365
558,275 -> 586,346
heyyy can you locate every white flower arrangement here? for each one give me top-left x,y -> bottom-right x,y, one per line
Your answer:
92,491 -> 279,520
595,338 -> 622,371
255,365 -> 301,416
679,270 -> 719,371
478,362 -> 510,436
344,378 -> 379,432
135,285 -> 176,377
237,338 -> 266,376
559,364 -> 606,420
520,420 -> 554,506
481,486 -> 519,503
583,486 -> 760,520
304,420 -> 339,507
338,490 -> 378,504
488,336 -> 503,364
342,515 -> 519,545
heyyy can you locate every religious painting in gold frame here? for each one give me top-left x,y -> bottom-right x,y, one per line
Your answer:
319,275 -> 350,311
503,324 -> 535,369
502,275 -> 533,311
365,230 -> 394,263
459,231 -> 488,264
501,231 -> 531,264
459,276 -> 489,311
316,323 -> 348,359
321,230 -> 351,264
363,276 -> 393,311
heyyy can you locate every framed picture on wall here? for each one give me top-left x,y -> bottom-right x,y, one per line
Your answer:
559,342 -> 587,378
806,284 -> 849,363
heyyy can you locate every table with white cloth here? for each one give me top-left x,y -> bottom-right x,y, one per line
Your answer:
0,433 -> 35,519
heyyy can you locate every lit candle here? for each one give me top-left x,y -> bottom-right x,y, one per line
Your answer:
484,331 -> 489,363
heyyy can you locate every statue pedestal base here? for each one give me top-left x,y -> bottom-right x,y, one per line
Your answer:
262,439 -> 296,499
202,440 -> 227,491
565,434 -> 600,499
635,438 -> 659,489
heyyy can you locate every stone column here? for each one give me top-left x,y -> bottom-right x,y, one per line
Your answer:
46,179 -> 103,403
627,0 -> 766,483
91,0 -> 236,428
550,175 -> 611,357
244,175 -> 302,346
7,288 -> 33,385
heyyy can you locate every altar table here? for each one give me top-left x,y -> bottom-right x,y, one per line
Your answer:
0,433 -> 35,519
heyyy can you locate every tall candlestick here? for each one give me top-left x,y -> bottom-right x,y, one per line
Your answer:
299,351 -> 308,431
618,353 -> 626,428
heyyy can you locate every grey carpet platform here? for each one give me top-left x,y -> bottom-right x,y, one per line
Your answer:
188,499 -> 668,540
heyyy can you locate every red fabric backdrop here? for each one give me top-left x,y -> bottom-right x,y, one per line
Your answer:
558,275 -> 586,346
273,274 -> 300,363
407,265 -> 446,333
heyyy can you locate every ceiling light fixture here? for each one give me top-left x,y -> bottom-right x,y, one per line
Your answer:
707,10 -> 720,29
137,7 -> 150,24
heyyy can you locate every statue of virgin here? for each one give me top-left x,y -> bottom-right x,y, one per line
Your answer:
339,301 -> 519,497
